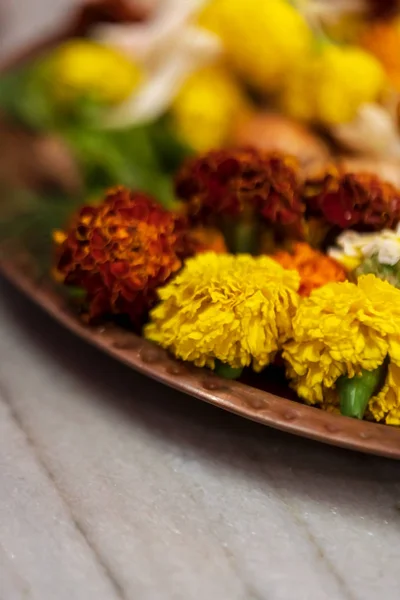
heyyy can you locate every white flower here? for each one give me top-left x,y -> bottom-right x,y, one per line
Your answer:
329,224 -> 400,269
90,0 -> 222,127
332,103 -> 400,159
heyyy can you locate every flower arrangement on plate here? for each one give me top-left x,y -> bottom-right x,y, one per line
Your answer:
3,0 -> 400,430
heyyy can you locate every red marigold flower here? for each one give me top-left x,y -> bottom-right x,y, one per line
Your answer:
175,148 -> 304,227
53,187 -> 195,327
304,169 -> 400,231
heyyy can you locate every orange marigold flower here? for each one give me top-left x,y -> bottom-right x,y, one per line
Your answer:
175,148 -> 304,227
272,242 -> 347,296
53,187 -> 195,327
304,168 -> 400,232
189,227 -> 227,254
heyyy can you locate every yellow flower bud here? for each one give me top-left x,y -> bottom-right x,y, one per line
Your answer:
280,44 -> 386,125
171,66 -> 248,152
199,0 -> 312,92
49,40 -> 143,105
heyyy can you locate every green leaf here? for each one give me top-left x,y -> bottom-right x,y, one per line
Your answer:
355,254 -> 400,289
0,68 -> 25,115
146,115 -> 195,173
61,122 -> 180,207
0,62 -> 56,131
0,185 -> 83,274
0,62 -> 192,215
109,125 -> 160,170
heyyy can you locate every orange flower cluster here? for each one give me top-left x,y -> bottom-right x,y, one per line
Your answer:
175,148 -> 303,227
304,169 -> 400,232
54,187 -> 195,327
272,242 -> 347,296
361,19 -> 400,91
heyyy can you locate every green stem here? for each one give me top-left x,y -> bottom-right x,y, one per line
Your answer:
64,286 -> 86,299
337,363 -> 386,420
214,361 -> 244,380
223,219 -> 259,254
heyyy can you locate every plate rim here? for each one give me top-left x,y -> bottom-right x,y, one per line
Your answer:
2,261 -> 400,460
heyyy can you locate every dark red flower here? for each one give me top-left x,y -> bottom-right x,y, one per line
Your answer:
53,186 -> 195,327
304,169 -> 400,231
175,148 -> 304,227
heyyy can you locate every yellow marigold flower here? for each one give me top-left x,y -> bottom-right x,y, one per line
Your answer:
145,252 -> 300,371
283,275 -> 400,422
357,275 -> 400,364
369,362 -> 400,425
49,40 -> 143,105
171,66 -> 248,152
280,44 -> 385,125
199,0 -> 312,92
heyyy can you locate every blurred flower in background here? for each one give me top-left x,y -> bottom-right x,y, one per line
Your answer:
199,0 -> 312,93
171,66 -> 248,153
279,43 -> 385,125
361,16 -> 400,91
49,40 -> 143,106
91,0 -> 223,126
3,0 -> 400,235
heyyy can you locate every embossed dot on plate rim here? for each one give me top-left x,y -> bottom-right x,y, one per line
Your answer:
166,364 -> 187,376
140,348 -> 163,364
246,397 -> 267,410
283,409 -> 299,421
325,423 -> 340,434
202,378 -> 228,392
112,339 -> 140,351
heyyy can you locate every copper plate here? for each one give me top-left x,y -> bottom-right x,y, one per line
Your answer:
2,3 -> 400,458
2,260 -> 400,459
